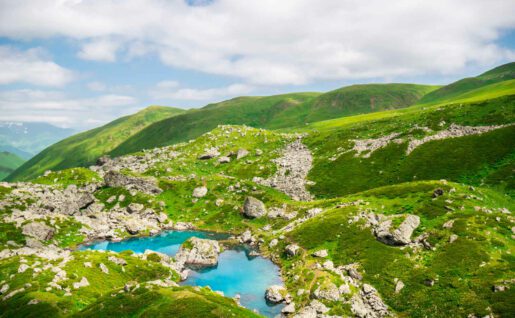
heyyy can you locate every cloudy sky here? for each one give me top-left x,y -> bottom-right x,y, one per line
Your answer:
0,0 -> 514,130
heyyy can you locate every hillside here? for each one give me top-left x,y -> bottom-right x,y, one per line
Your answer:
111,84 -> 434,157
0,151 -> 25,180
419,62 -> 515,104
5,106 -> 184,182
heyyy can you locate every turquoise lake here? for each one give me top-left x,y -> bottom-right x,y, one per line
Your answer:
80,231 -> 285,317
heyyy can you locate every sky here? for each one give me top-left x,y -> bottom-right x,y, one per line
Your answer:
0,0 -> 514,131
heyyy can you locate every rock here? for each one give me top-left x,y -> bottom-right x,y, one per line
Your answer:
351,284 -> 389,318
22,222 -> 55,241
492,285 -> 507,292
269,239 -> 278,248
424,279 -> 435,287
218,156 -> 231,164
285,244 -> 300,257
106,195 -> 116,203
449,234 -> 458,243
104,171 -> 162,195
192,186 -> 208,198
236,149 -> 249,159
127,203 -> 145,214
242,196 -> 267,218
282,302 -> 295,314
239,230 -> 253,243
125,218 -> 143,235
313,282 -> 340,301
157,212 -> 168,223
432,188 -> 444,198
96,156 -> 112,166
0,284 -> 9,295
73,277 -> 89,289
312,249 -> 328,258
99,263 -> 109,274
25,237 -> 44,248
18,264 -> 30,273
265,285 -> 288,303
308,300 -> 330,313
348,268 -> 363,281
176,237 -> 221,267
255,149 -> 263,156
395,280 -> 405,293
198,148 -> 220,159
108,256 -> 127,266
375,215 -> 420,245
442,219 -> 454,229
339,283 -> 351,295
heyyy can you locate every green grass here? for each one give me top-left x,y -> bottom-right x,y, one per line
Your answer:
0,151 -> 25,180
6,106 -> 184,182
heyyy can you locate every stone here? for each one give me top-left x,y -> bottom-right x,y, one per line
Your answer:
218,156 -> 231,164
395,280 -> 405,293
176,237 -> 221,267
285,244 -> 300,257
108,256 -> 127,266
282,302 -> 296,314
432,188 -> 444,198
125,218 -> 143,235
127,203 -> 145,214
492,285 -> 507,292
312,249 -> 328,258
242,196 -> 267,218
73,277 -> 89,289
424,279 -> 435,287
0,284 -> 9,295
192,186 -> 208,198
442,219 -> 454,229
375,215 -> 420,245
18,264 -> 30,273
99,263 -> 109,274
269,239 -> 278,248
239,230 -> 253,243
348,268 -> 363,281
236,148 -> 249,159
104,171 -> 162,195
198,148 -> 220,159
313,282 -> 340,301
339,283 -> 351,295
264,285 -> 287,303
22,222 -> 55,241
449,234 -> 458,243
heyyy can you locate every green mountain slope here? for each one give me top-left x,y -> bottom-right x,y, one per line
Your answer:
419,61 -> 515,104
0,151 -> 25,180
6,106 -> 184,181
111,84 -> 435,157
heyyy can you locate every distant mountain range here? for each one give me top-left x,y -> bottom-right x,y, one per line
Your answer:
0,121 -> 75,158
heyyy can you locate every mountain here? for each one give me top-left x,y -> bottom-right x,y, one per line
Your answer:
0,151 -> 25,180
0,121 -> 75,157
5,106 -> 184,182
111,84 -> 435,157
0,145 -> 32,160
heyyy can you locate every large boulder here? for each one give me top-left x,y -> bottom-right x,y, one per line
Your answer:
313,282 -> 340,301
176,237 -> 221,267
375,215 -> 420,245
104,171 -> 162,195
265,285 -> 288,303
242,196 -> 267,218
192,186 -> 208,198
22,222 -> 55,241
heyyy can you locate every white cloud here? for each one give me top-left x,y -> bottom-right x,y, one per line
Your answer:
1,0 -> 513,85
78,38 -> 119,62
0,89 -> 138,128
0,46 -> 74,86
87,81 -> 107,92
151,82 -> 253,101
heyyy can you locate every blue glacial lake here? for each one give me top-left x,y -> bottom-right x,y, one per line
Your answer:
80,230 -> 284,317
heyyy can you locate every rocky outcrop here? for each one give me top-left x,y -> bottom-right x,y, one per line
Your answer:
104,171 -> 162,195
374,215 -> 420,245
175,237 -> 221,267
265,285 -> 289,303
351,284 -> 389,318
313,282 -> 340,301
255,137 -> 313,201
22,222 -> 55,241
242,196 -> 267,218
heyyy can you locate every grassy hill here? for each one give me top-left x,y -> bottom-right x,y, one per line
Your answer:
419,62 -> 515,104
6,106 -> 184,181
111,84 -> 435,157
0,151 -> 25,180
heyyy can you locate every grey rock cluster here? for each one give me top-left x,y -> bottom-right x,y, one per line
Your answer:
104,171 -> 162,195
175,237 -> 221,267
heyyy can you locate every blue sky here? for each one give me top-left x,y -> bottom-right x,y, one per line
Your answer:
0,0 -> 514,130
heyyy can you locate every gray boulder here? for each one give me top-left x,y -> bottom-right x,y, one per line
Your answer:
242,196 -> 267,218
22,222 -> 55,241
176,237 -> 221,267
104,171 -> 162,195
265,285 -> 288,303
375,215 -> 420,245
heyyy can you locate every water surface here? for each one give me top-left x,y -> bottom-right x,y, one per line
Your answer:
80,230 -> 284,317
